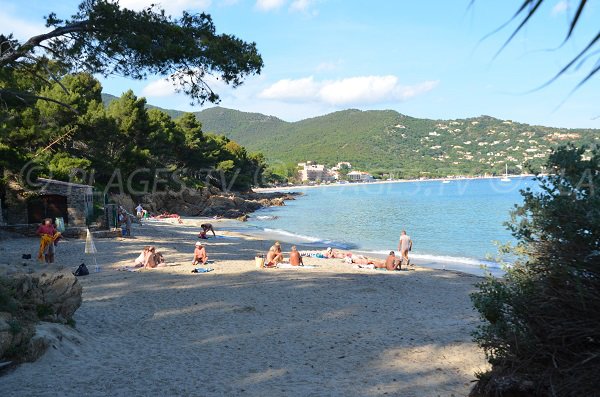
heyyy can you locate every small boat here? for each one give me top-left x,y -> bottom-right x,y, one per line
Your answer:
442,180 -> 451,184
501,164 -> 510,182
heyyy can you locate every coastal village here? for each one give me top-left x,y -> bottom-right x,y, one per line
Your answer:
297,161 -> 374,183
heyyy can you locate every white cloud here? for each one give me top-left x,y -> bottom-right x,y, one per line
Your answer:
259,76 -> 319,100
141,79 -> 177,97
551,0 -> 569,15
255,0 -> 286,12
290,0 -> 312,12
259,75 -> 439,105
118,0 -> 212,15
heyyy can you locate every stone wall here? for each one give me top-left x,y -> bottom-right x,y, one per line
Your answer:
37,178 -> 93,226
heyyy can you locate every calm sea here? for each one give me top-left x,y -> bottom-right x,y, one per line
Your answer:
245,177 -> 538,275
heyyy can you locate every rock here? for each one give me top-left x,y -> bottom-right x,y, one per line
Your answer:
0,313 -> 13,356
37,272 -> 82,322
237,215 -> 248,222
13,271 -> 82,323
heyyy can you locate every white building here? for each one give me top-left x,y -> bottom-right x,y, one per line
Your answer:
298,161 -> 333,182
347,171 -> 374,182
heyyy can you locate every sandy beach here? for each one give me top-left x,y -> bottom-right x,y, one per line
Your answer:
0,218 -> 488,396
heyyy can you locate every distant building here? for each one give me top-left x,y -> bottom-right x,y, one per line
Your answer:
347,171 -> 374,182
3,178 -> 93,226
298,161 -> 333,182
331,162 -> 352,171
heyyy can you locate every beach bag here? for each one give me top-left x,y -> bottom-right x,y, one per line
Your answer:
74,263 -> 90,276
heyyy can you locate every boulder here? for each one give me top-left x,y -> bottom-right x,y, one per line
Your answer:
13,271 -> 82,323
0,312 -> 13,356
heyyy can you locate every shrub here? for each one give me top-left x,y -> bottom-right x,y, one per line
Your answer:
470,144 -> 600,396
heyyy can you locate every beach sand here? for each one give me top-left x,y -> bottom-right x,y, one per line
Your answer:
0,219 -> 488,396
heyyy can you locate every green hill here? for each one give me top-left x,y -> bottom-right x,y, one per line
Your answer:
195,107 -> 599,177
101,93 -> 599,177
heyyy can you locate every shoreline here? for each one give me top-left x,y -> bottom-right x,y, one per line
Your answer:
0,218 -> 489,396
254,174 -> 535,193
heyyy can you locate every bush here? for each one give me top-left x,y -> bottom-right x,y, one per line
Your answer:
470,144 -> 600,396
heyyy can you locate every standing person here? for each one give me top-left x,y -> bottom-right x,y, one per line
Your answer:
37,218 -> 60,263
135,203 -> 144,220
125,214 -> 132,237
398,230 -> 413,268
289,246 -> 303,266
200,223 -> 216,237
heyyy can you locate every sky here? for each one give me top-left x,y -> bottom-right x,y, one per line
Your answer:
1,0 -> 599,128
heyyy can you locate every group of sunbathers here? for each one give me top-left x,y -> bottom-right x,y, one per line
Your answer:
265,242 -> 304,267
322,247 -> 408,270
264,244 -> 412,271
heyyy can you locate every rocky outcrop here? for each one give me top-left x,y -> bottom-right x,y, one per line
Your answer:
0,271 -> 82,363
126,187 -> 299,219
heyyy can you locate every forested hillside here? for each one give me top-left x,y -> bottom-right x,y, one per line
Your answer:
195,107 -> 599,178
100,96 -> 599,178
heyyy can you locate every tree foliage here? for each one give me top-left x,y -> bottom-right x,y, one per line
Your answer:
474,0 -> 598,91
0,72 -> 265,193
470,144 -> 600,396
0,0 -> 263,107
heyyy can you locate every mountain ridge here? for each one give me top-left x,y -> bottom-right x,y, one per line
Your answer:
101,93 -> 599,177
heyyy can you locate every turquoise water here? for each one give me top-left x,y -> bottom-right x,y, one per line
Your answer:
247,177 -> 538,272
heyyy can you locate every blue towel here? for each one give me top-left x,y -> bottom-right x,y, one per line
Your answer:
192,267 -> 214,273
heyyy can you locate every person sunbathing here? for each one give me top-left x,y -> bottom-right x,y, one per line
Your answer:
133,246 -> 160,268
353,257 -> 385,267
289,246 -> 303,266
266,243 -> 283,267
370,251 -> 400,270
385,251 -> 401,270
324,247 -> 347,259
192,241 -> 208,265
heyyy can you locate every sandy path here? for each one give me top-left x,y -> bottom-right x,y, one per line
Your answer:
0,219 -> 487,396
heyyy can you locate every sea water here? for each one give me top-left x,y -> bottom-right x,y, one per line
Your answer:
246,177 -> 539,276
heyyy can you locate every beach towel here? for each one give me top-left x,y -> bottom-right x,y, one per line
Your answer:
277,263 -> 316,269
38,232 -> 60,261
192,267 -> 214,273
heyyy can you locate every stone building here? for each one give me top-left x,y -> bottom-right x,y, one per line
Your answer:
4,178 -> 93,226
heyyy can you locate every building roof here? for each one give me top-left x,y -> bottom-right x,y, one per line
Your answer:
37,178 -> 93,189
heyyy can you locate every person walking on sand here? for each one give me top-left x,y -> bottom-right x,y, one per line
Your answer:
135,203 -> 144,219
398,230 -> 413,268
289,246 -> 303,266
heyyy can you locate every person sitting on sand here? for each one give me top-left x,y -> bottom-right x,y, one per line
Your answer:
200,223 -> 216,237
133,246 -> 161,268
289,246 -> 303,266
192,241 -> 208,265
375,251 -> 401,270
266,242 -> 284,267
